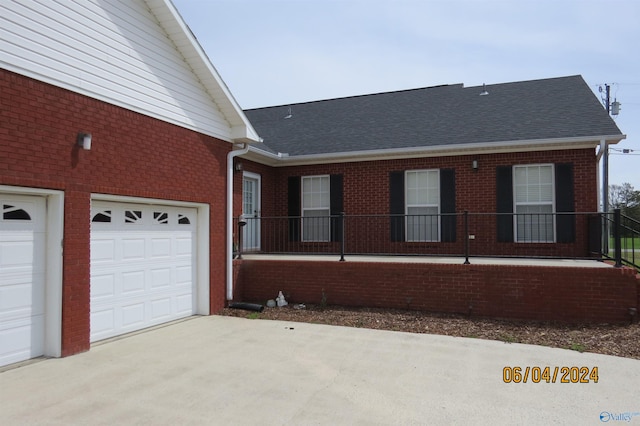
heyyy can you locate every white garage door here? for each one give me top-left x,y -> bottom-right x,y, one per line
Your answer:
90,201 -> 197,342
0,194 -> 46,367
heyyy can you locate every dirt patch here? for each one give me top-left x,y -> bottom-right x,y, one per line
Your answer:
220,304 -> 640,360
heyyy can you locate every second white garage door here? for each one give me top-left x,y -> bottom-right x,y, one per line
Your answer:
90,201 -> 197,342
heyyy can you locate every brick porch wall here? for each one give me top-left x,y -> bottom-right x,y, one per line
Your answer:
236,260 -> 640,324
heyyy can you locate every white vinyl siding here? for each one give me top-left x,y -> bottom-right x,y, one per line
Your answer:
406,170 -> 440,242
514,164 -> 555,242
302,176 -> 330,242
0,0 -> 233,141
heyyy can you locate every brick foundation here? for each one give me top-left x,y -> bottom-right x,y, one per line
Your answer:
237,259 -> 640,324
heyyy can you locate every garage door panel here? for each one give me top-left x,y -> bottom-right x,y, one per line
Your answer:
0,316 -> 44,366
90,202 -> 197,342
151,238 -> 171,258
90,309 -> 116,337
175,266 -> 192,286
91,274 -> 116,299
0,279 -> 45,318
121,303 -> 145,328
176,294 -> 193,314
1,194 -> 46,367
150,298 -> 172,320
150,268 -> 171,289
91,239 -> 116,263
122,239 -> 145,260
122,271 -> 145,294
1,240 -> 35,268
176,237 -> 192,256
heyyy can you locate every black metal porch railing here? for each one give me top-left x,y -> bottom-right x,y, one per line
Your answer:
234,210 -> 640,268
601,209 -> 640,269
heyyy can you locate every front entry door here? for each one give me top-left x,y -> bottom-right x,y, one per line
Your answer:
242,172 -> 261,251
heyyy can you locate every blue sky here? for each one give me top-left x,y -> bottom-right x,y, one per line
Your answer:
173,0 -> 639,187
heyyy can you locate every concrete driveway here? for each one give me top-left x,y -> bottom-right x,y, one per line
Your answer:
1,316 -> 639,425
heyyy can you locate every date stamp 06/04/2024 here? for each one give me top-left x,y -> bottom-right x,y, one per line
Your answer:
502,366 -> 598,384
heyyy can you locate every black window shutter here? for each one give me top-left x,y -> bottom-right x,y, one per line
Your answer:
555,163 -> 575,243
389,171 -> 405,242
496,166 -> 514,242
330,174 -> 344,242
288,176 -> 301,242
440,169 -> 456,242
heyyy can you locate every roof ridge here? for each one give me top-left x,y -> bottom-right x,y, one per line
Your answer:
245,75 -> 584,112
244,83 -> 465,111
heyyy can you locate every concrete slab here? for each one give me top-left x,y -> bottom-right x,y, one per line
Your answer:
242,254 -> 613,268
1,316 -> 639,425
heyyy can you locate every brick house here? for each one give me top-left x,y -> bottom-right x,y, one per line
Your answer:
236,76 -> 624,258
1,0 -> 636,370
0,0 -> 260,367
231,77 -> 639,324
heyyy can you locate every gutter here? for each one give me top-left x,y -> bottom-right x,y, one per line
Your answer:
226,143 -> 250,301
243,134 -> 626,167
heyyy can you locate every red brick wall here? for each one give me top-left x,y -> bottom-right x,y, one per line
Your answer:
237,260 -> 640,324
1,69 -> 232,355
239,149 -> 598,257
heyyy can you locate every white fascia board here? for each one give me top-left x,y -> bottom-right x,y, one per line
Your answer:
231,125 -> 264,144
147,0 -> 261,144
242,134 -> 626,167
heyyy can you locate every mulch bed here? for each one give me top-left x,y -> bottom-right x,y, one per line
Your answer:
220,304 -> 640,360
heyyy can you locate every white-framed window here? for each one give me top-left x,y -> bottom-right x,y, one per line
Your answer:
302,175 -> 330,241
513,164 -> 555,242
405,169 -> 440,242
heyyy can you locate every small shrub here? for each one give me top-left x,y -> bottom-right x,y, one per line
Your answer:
569,343 -> 586,353
499,334 -> 518,344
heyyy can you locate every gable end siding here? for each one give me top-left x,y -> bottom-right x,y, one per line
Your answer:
0,0 -> 233,141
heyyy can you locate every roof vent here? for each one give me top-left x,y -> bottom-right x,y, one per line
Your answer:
284,107 -> 293,119
479,83 -> 489,96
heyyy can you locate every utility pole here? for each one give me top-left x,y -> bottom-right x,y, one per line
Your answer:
599,83 -> 621,256
600,83 -> 622,214
603,84 -> 610,216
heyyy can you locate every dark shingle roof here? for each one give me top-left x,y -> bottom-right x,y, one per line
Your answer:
244,75 -> 623,157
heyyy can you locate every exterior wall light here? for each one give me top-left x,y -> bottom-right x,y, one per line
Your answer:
472,159 -> 478,170
77,132 -> 92,150
235,161 -> 243,172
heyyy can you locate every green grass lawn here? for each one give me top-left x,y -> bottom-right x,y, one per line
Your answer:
608,237 -> 640,251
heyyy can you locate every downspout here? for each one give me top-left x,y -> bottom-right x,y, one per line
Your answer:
596,139 -> 606,212
226,143 -> 250,301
